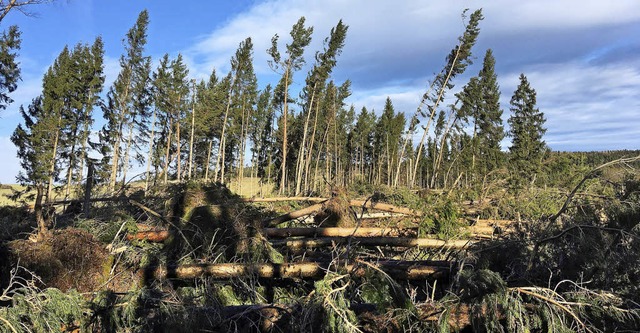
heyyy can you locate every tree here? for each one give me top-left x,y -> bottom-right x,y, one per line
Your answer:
267,16 -> 313,194
11,96 -> 53,238
214,37 -> 255,184
100,10 -> 152,191
411,9 -> 483,187
0,0 -> 54,22
0,25 -> 20,113
508,74 -> 547,188
59,38 -> 105,197
457,49 -> 504,180
294,20 -> 348,194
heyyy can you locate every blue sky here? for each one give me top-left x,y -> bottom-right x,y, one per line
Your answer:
0,0 -> 639,184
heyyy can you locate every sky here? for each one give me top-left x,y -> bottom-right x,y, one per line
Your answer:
0,0 -> 639,184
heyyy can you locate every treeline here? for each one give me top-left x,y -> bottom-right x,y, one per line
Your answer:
10,10 -> 554,224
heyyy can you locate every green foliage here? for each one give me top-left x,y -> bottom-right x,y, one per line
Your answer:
508,74 -> 547,189
0,287 -> 86,332
313,273 -> 359,333
0,25 -> 21,112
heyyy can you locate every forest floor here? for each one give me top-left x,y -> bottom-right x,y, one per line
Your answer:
1,171 -> 639,332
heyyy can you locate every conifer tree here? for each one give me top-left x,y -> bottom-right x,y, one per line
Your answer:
294,20 -> 348,194
60,38 -> 105,197
214,37 -> 255,184
508,74 -> 547,188
11,97 -> 53,237
0,25 -> 20,113
457,49 -> 504,180
267,16 -> 313,194
411,9 -> 483,186
100,10 -> 152,191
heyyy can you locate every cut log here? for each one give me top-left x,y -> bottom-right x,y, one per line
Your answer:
349,200 -> 423,217
358,212 -> 408,219
242,197 -> 327,203
263,227 -> 418,238
263,202 -> 327,226
126,227 -> 489,243
152,260 -> 451,280
270,237 -> 473,250
126,230 -> 172,242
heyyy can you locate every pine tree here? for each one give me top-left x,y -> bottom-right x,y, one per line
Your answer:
11,97 -> 53,237
412,9 -> 483,186
0,25 -> 20,113
60,39 -> 105,197
267,16 -> 313,194
457,49 -> 504,180
100,10 -> 152,191
508,74 -> 547,188
294,20 -> 348,194
214,37 -> 255,184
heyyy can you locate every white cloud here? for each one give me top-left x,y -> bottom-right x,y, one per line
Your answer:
500,60 -> 640,150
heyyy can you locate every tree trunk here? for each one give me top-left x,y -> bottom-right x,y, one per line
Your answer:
152,261 -> 450,280
188,84 -> 196,180
279,69 -> 290,194
271,237 -> 472,250
47,113 -> 63,202
295,83 -> 317,194
145,107 -> 157,191
204,139 -> 213,181
176,113 -> 182,182
121,123 -> 134,187
163,117 -> 173,184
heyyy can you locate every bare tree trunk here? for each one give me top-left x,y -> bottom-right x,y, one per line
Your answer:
145,108 -> 157,191
121,123 -> 134,187
279,69 -> 290,194
304,100 -> 321,192
188,82 -> 196,180
214,84 -> 234,184
204,139 -> 213,181
176,113 -> 182,182
294,83 -> 317,194
34,184 -> 48,240
163,117 -> 173,184
47,113 -> 63,201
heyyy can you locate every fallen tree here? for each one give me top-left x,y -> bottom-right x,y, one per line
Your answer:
241,197 -> 327,203
263,227 -> 417,238
151,260 -> 452,280
270,237 -> 473,250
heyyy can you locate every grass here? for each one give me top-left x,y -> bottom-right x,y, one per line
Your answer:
0,184 -> 28,207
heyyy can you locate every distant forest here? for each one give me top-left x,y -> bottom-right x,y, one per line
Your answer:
3,8 -> 636,204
